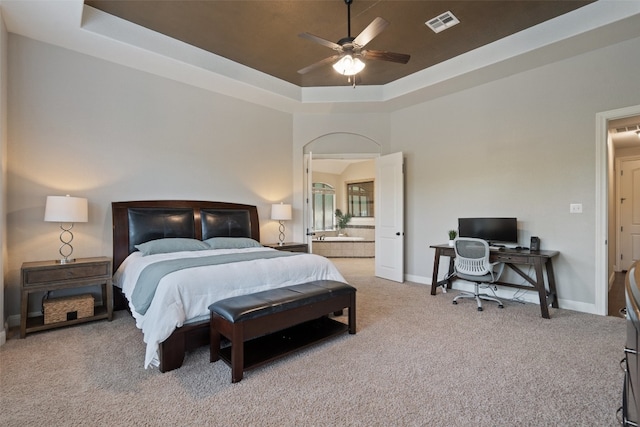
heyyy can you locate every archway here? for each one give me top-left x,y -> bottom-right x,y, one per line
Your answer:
303,133 -> 381,258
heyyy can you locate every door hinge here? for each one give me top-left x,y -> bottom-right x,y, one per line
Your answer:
621,254 -> 624,260
621,226 -> 624,232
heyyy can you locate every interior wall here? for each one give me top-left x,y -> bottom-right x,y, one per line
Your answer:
5,35 -> 293,319
391,34 -> 640,312
5,21 -> 640,321
0,9 -> 8,343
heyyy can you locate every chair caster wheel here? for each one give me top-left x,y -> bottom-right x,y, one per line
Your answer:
477,307 -> 483,311
452,301 -> 458,305
499,305 -> 504,309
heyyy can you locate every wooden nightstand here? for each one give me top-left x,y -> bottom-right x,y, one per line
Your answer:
20,256 -> 113,338
263,242 -> 308,253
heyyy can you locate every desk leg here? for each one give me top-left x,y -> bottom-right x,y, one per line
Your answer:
545,260 -> 559,309
534,258 -> 550,319
431,249 -> 441,295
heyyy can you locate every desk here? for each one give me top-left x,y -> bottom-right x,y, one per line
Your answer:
430,244 -> 559,319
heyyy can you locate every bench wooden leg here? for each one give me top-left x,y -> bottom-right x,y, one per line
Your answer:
348,293 -> 356,334
231,323 -> 244,383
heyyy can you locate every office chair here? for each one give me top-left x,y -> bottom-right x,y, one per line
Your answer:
452,237 -> 505,311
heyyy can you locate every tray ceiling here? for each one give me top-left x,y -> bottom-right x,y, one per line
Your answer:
84,0 -> 594,88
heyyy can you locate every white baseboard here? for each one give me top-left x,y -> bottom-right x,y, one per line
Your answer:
406,274 -> 599,315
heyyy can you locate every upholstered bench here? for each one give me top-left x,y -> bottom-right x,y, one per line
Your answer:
209,280 -> 356,383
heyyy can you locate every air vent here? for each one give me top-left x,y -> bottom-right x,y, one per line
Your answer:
425,11 -> 460,33
614,124 -> 640,133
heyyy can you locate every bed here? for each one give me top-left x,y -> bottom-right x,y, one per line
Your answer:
111,200 -> 346,372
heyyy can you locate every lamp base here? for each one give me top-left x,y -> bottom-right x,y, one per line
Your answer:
278,221 -> 286,247
57,258 -> 76,264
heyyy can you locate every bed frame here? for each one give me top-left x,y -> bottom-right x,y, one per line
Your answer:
111,200 -> 260,372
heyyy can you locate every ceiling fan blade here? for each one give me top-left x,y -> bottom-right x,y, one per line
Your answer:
297,54 -> 341,75
353,17 -> 389,48
363,50 -> 411,64
298,32 -> 343,51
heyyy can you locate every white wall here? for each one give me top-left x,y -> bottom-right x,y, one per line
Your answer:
291,36 -> 640,314
6,35 -> 293,318
391,35 -> 640,311
0,8 -> 8,343
5,27 -> 640,321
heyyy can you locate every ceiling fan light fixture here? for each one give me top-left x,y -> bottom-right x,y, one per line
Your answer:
332,55 -> 365,76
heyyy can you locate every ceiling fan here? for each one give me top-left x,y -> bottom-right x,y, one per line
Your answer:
297,0 -> 410,78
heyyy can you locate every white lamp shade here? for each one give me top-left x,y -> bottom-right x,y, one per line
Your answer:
271,203 -> 292,221
44,196 -> 88,223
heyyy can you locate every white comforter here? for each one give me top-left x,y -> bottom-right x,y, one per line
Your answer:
113,247 -> 346,368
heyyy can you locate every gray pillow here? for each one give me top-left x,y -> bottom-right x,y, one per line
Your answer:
135,238 -> 210,256
204,237 -> 262,249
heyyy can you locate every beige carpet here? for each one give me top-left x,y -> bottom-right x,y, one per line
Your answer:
0,262 -> 626,426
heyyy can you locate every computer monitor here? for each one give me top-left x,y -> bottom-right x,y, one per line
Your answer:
458,217 -> 518,245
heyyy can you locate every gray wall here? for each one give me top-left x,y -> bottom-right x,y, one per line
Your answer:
0,9 -> 8,342
4,28 -> 640,321
6,35 -> 292,318
391,35 -> 640,309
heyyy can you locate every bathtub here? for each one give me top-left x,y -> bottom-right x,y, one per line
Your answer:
311,236 -> 373,257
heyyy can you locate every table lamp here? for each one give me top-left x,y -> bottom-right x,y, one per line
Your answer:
271,203 -> 292,246
44,195 -> 88,263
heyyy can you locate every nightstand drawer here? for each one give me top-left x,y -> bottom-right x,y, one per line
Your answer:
23,263 -> 110,286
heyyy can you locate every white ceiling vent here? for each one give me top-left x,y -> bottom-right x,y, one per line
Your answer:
425,11 -> 460,33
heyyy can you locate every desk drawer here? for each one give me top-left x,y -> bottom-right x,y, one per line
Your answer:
492,254 -> 530,264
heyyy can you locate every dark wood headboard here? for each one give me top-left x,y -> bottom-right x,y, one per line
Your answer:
111,200 -> 260,272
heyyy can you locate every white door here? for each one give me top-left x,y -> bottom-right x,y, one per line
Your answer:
620,158 -> 640,270
375,152 -> 404,282
305,152 -> 314,253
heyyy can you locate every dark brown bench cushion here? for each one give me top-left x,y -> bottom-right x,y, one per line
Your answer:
209,280 -> 355,323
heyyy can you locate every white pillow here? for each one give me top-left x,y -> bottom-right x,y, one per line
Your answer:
204,237 -> 263,250
135,238 -> 209,256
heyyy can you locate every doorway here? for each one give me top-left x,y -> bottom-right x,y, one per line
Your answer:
309,156 -> 377,258
302,132 -> 382,261
597,106 -> 640,316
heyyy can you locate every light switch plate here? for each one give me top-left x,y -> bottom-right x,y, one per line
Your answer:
570,203 -> 583,213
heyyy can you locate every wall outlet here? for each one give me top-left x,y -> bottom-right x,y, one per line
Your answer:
570,203 -> 583,213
